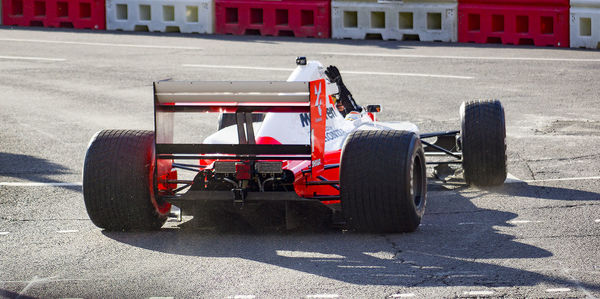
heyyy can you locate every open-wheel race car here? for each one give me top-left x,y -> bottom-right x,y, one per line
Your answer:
83,57 -> 507,233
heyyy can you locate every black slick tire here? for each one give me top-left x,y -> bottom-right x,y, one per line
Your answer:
83,130 -> 168,231
340,130 -> 427,233
460,100 -> 507,186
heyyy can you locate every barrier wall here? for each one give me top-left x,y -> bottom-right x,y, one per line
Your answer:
106,0 -> 213,33
458,0 -> 570,47
331,1 -> 457,41
2,0 -> 105,29
570,0 -> 600,48
215,0 -> 330,38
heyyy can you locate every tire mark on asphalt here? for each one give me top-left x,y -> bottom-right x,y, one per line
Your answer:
562,269 -> 598,299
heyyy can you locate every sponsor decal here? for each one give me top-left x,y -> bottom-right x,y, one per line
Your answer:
312,158 -> 322,168
310,79 -> 326,177
300,107 -> 338,128
325,129 -> 345,142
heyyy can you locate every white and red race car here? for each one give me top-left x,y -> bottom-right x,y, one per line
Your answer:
83,58 -> 507,233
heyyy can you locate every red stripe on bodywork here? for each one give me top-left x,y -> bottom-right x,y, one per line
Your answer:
309,79 -> 326,178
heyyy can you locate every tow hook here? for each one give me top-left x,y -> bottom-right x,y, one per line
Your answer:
168,206 -> 183,222
232,188 -> 246,207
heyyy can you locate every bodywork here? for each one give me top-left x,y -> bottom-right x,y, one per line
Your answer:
152,61 -> 420,211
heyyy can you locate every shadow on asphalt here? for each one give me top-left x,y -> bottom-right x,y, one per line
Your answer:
102,181 -> 600,291
490,183 -> 600,202
0,152 -> 81,192
0,289 -> 35,299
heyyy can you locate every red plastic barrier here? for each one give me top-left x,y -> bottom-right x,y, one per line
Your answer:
458,0 -> 569,47
215,0 -> 330,38
2,0 -> 105,29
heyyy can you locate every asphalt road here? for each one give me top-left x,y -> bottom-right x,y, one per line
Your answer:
1,27 -> 600,298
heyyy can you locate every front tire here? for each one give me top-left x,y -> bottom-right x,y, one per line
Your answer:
460,100 -> 507,186
83,130 -> 168,231
340,130 -> 427,233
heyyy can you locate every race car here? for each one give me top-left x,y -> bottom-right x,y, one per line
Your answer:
82,57 -> 507,233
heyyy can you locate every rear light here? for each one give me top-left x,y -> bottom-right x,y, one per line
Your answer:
214,161 -> 281,179
235,163 -> 251,180
214,161 -> 236,173
255,162 -> 283,174
214,161 -> 252,180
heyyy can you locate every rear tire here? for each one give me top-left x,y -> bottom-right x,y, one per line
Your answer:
460,100 -> 507,186
83,130 -> 168,231
340,130 -> 427,233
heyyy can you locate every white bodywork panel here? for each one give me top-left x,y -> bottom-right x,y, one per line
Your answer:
204,60 -> 418,150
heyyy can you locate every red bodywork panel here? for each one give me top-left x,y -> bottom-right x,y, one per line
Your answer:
310,79 -> 327,178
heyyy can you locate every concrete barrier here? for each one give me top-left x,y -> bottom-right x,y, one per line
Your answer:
331,0 -> 457,42
106,0 -> 213,33
215,0 -> 331,38
458,0 -> 570,47
570,0 -> 600,49
2,0 -> 105,29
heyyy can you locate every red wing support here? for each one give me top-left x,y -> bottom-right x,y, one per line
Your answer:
310,79 -> 327,178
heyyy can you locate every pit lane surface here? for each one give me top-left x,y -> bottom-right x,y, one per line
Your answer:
1,27 -> 599,298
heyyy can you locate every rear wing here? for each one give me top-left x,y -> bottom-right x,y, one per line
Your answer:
153,80 -> 327,176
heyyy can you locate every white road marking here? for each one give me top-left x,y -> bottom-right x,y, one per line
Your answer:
458,222 -> 478,225
18,276 -> 40,299
0,38 -> 203,50
362,251 -> 395,260
0,55 -> 66,62
563,269 -> 597,298
337,265 -> 386,269
18,122 -> 65,143
0,232 -> 9,235
149,297 -> 175,299
320,52 -> 600,63
0,182 -> 82,187
524,176 -> 600,183
343,70 -> 472,79
546,288 -> 571,292
505,173 -> 600,184
2,278 -> 91,283
389,293 -> 415,298
306,295 -> 339,298
227,296 -> 255,299
183,64 -> 293,71
18,276 -> 58,298
182,64 -> 473,79
57,230 -> 79,234
276,250 -> 345,259
463,290 -> 494,296
595,219 -> 600,223
508,220 -> 543,224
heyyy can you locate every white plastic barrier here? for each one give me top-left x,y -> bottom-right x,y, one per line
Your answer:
570,0 -> 600,49
106,0 -> 213,34
331,0 -> 457,42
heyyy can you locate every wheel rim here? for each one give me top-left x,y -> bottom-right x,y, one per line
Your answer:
149,149 -> 172,216
412,155 -> 423,208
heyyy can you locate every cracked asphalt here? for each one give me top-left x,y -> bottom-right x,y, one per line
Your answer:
1,27 -> 600,298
